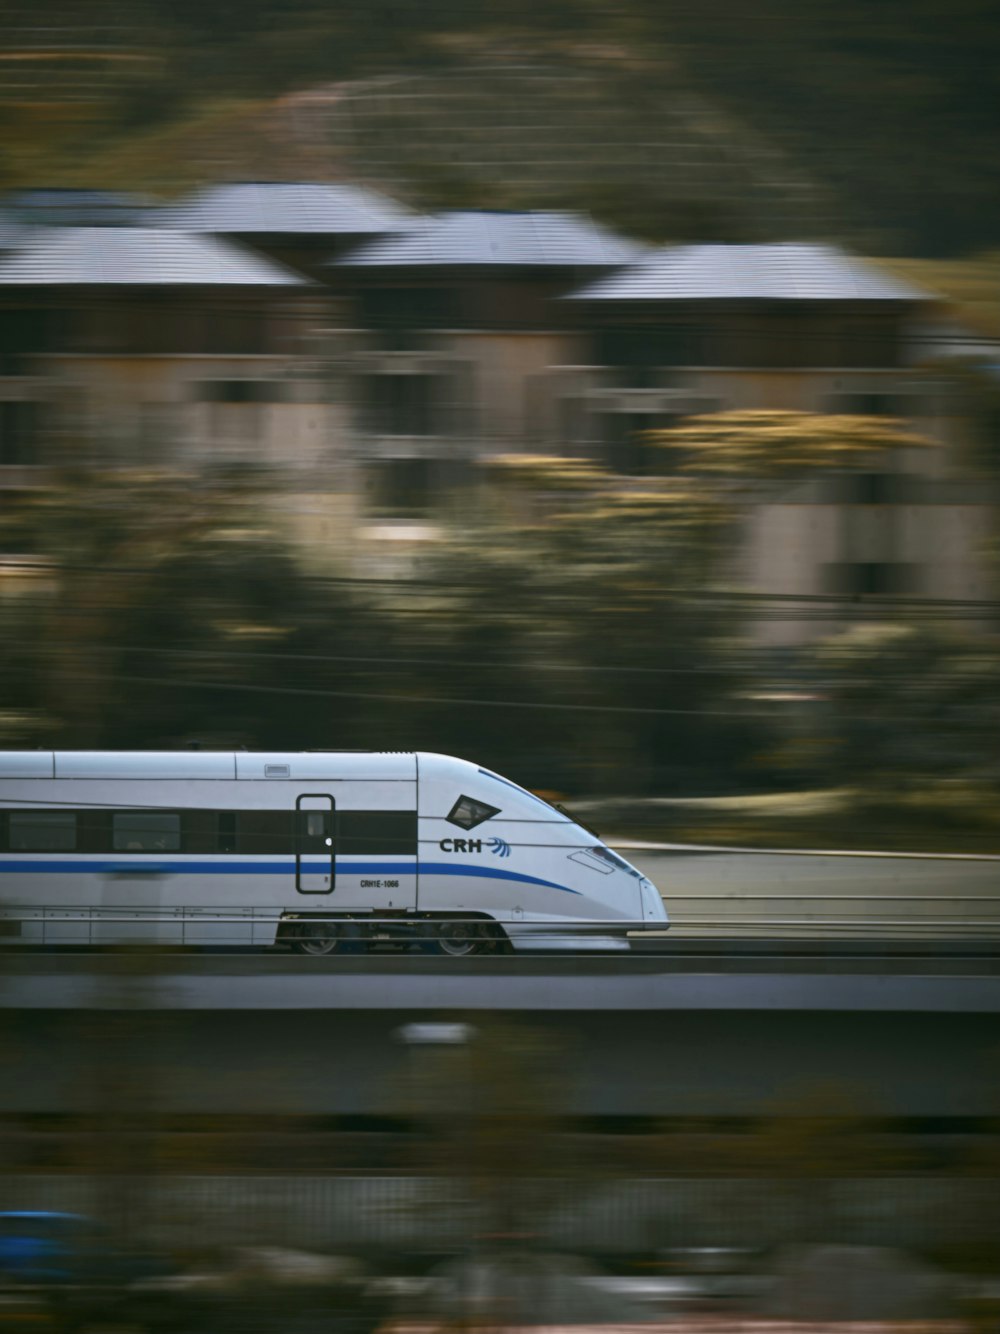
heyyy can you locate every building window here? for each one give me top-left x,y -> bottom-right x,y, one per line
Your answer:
361,287 -> 454,334
112,812 -> 181,852
823,562 -> 918,596
838,324 -> 901,369
196,382 -> 285,449
362,373 -> 434,436
833,392 -> 905,417
598,326 -> 692,379
601,413 -> 683,476
602,414 -> 650,475
8,810 -> 76,851
827,471 -> 917,504
195,381 -> 285,404
0,309 -> 50,371
0,402 -> 40,466
368,457 -> 435,518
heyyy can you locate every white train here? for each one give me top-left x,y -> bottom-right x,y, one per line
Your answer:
0,750 -> 668,953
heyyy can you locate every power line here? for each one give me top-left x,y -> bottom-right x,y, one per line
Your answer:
11,664 -> 994,724
59,668 -> 775,718
79,643 -> 739,678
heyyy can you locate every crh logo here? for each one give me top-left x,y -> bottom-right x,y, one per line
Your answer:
437,836 -> 512,856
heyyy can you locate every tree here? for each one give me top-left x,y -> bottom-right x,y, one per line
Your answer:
415,452 -> 763,795
445,413 -> 935,794
0,467 -> 340,747
809,623 -> 1000,790
655,408 -> 931,486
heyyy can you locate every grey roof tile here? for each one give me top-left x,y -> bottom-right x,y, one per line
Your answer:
338,210 -> 645,268
0,227 -> 309,286
568,243 -> 938,302
158,182 -> 410,235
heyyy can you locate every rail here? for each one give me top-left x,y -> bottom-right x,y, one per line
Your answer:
2,901 -> 1000,944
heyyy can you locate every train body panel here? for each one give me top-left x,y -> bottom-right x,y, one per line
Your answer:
0,750 -> 668,951
416,753 -> 644,934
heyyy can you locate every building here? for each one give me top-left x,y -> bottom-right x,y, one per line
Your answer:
0,219 -> 360,557
332,209 -> 644,529
1,189 -> 994,634
158,181 -> 412,280
561,243 -> 995,639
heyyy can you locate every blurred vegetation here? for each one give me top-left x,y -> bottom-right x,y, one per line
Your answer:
885,254 -> 1000,337
812,624 -> 1000,789
1,0 -> 998,256
662,411 -> 932,483
0,412 -> 998,846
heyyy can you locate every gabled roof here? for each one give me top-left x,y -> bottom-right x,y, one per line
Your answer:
0,227 -> 309,287
158,182 -> 411,236
568,243 -> 937,303
337,210 -> 645,269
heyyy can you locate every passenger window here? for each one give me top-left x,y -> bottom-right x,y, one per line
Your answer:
238,810 -> 293,854
218,812 -> 238,854
181,809 -> 218,855
9,810 -> 77,851
112,812 -> 181,852
296,809 -> 332,844
446,795 -> 501,831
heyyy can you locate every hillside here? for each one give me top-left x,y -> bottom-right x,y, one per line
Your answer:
1,0 -> 997,257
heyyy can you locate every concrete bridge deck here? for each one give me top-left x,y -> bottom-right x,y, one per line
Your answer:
4,945 -> 1000,1011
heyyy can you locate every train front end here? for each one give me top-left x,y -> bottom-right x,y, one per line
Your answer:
418,754 -> 669,952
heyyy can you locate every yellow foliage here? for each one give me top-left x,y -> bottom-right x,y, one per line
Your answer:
645,409 -> 932,481
485,454 -> 607,490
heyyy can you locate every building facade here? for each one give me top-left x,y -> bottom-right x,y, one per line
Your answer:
1,189 -> 995,637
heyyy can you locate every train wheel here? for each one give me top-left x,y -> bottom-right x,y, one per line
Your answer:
430,920 -> 488,956
293,924 -> 341,955
292,922 -> 361,955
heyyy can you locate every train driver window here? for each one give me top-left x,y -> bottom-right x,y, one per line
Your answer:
112,812 -> 181,852
446,795 -> 501,831
9,810 -> 77,851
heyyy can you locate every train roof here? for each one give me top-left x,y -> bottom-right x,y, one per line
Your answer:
0,751 -> 422,781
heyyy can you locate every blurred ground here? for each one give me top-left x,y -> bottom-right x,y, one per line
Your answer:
618,846 -> 1000,938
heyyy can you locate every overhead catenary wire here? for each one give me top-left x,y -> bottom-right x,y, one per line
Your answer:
53,668 -> 779,718
1,660 -> 996,726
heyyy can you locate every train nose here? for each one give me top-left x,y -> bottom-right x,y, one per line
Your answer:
639,876 -> 669,925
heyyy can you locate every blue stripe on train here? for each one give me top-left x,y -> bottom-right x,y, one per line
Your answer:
417,862 -> 580,895
0,859 -> 580,895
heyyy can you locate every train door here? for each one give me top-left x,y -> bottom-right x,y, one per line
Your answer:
296,794 -> 335,893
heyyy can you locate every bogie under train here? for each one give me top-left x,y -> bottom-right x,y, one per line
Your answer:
0,750 -> 668,953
